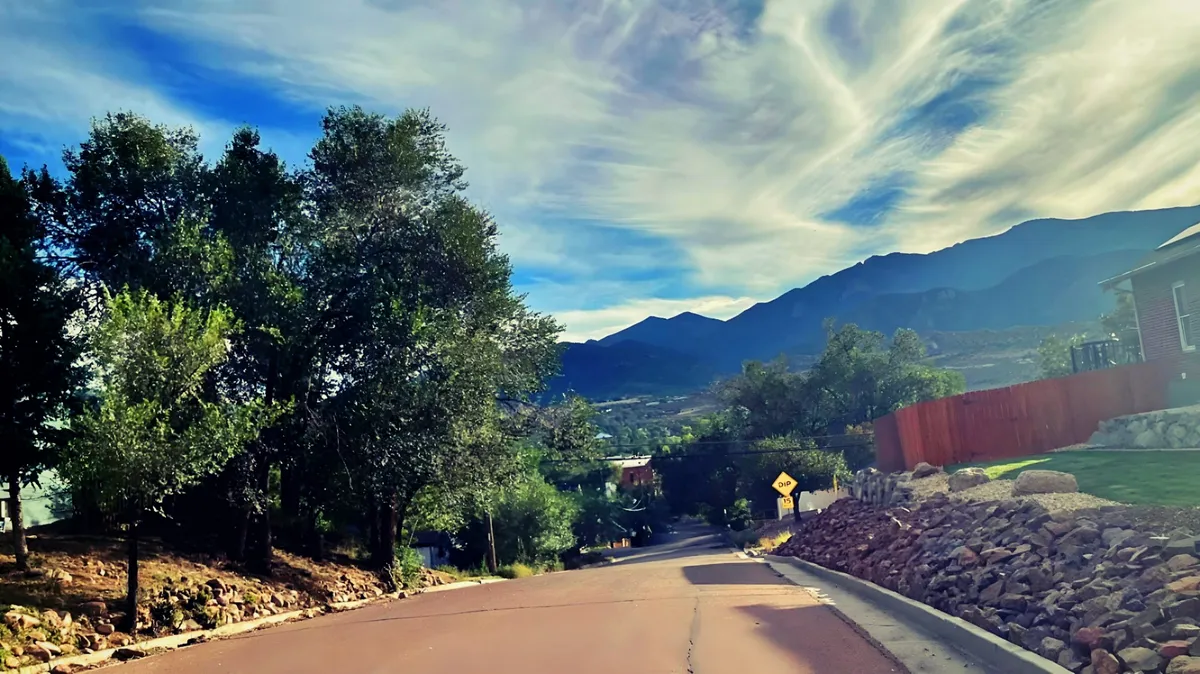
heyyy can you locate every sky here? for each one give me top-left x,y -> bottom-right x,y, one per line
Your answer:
2,0 -> 1200,342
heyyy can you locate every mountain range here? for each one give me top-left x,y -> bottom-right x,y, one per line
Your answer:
548,205 -> 1200,400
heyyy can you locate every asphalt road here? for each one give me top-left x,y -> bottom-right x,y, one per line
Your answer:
118,530 -> 903,673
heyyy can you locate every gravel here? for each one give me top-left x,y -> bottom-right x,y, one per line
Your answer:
907,472 -> 1118,511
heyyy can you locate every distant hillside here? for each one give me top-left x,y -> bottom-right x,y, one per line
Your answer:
695,206 -> 1200,368
597,311 -> 722,352
547,340 -> 719,400
555,205 -> 1200,400
836,249 -> 1146,338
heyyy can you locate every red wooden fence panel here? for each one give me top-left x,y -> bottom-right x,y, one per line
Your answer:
872,360 -> 1174,470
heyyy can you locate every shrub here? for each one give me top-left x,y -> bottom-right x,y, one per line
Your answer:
726,498 -> 754,531
393,546 -> 423,589
496,563 -> 536,579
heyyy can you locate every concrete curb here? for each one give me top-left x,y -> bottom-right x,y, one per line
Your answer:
17,578 -> 507,673
765,555 -> 1071,674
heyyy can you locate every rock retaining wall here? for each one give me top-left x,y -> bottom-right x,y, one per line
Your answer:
851,468 -> 915,507
1089,407 -> 1200,450
777,496 -> 1200,673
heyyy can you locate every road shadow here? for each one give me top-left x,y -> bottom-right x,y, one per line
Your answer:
733,604 -> 904,673
682,562 -> 790,586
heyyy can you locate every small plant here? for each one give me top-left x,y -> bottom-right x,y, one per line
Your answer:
196,606 -> 221,630
243,592 -> 260,606
496,563 -> 535,579
183,586 -> 213,615
392,546 -> 423,590
149,599 -> 183,630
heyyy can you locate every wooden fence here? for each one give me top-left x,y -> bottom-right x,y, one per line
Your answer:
873,360 -> 1175,471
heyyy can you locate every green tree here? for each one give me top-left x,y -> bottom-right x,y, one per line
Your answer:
306,107 -> 561,571
472,476 -> 579,566
1101,292 -> 1140,355
0,156 -> 83,570
1038,334 -> 1087,379
61,290 -> 277,631
29,113 -> 211,297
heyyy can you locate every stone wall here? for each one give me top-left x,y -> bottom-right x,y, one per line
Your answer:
850,468 -> 915,507
777,496 -> 1200,674
1089,406 -> 1200,449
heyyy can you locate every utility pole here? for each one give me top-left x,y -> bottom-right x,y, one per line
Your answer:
485,509 -> 498,574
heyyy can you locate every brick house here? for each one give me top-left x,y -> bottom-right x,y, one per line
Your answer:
1101,223 -> 1200,398
606,457 -> 654,489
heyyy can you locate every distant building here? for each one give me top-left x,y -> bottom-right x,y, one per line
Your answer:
605,456 -> 654,489
411,530 -> 451,569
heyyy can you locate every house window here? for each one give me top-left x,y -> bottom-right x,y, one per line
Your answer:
1173,282 -> 1195,352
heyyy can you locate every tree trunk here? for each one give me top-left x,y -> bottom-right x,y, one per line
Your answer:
373,491 -> 398,570
8,471 -> 29,571
365,498 -> 378,558
248,458 -> 273,575
228,507 -> 249,562
123,512 -> 140,634
307,510 -> 324,561
280,462 -> 300,522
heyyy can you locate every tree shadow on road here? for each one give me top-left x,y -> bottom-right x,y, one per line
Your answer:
730,604 -> 905,673
682,562 -> 791,586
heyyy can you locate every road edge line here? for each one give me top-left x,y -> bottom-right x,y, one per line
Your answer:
765,555 -> 1070,674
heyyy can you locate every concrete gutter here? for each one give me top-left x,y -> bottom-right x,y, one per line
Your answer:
17,578 -> 506,673
765,555 -> 1070,674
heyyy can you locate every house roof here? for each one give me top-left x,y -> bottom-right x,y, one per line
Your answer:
605,456 -> 652,469
1100,222 -> 1200,289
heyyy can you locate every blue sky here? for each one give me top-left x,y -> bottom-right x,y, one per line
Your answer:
3,0 -> 1200,341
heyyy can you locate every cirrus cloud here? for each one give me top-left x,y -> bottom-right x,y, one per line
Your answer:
1,0 -> 1198,343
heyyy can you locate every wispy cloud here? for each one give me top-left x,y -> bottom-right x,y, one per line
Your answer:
2,0 -> 1199,342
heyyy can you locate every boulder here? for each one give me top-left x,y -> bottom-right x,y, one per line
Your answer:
78,601 -> 107,617
1012,470 -> 1078,496
912,462 -> 941,479
4,610 -> 41,631
948,467 -> 990,492
1168,554 -> 1200,572
1119,646 -> 1163,672
1168,657 -> 1200,674
1092,649 -> 1121,674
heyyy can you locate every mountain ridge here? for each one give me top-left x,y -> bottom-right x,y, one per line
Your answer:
553,204 -> 1200,400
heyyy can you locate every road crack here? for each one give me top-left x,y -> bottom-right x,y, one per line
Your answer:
686,597 -> 700,674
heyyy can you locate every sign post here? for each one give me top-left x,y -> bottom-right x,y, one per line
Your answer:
775,496 -> 794,520
772,471 -> 798,521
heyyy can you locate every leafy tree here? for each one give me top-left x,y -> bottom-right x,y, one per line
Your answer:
29,113 -> 211,298
1038,334 -> 1087,379
663,324 -> 961,520
736,436 -> 850,517
306,107 -> 561,571
458,476 -> 579,567
60,290 -> 277,631
1101,292 -> 1141,356
0,156 -> 83,570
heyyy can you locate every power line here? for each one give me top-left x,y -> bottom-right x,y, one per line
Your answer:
592,431 -> 873,451
541,441 -> 871,464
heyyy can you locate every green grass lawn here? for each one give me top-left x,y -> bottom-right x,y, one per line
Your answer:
951,451 -> 1200,507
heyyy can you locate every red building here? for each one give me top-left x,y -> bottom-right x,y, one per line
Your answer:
607,457 -> 654,489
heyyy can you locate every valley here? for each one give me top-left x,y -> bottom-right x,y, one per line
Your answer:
550,205 -> 1200,401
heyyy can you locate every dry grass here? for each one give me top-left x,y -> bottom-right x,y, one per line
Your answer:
0,533 -> 386,614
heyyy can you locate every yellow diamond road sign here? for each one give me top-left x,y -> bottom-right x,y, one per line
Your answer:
772,471 -> 797,497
